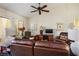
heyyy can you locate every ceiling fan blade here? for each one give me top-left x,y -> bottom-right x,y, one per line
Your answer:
41,5 -> 47,10
42,10 -> 49,12
31,10 -> 38,13
39,10 -> 41,15
31,6 -> 38,9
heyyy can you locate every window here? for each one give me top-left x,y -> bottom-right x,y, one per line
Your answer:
0,17 -> 12,39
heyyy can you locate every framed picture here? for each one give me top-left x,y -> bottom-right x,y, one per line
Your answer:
57,23 -> 63,30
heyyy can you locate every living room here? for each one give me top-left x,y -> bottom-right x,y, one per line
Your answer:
0,3 -> 79,56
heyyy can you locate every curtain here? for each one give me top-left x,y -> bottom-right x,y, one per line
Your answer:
0,17 -> 6,40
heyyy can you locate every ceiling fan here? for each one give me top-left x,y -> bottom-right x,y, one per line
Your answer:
31,3 -> 49,15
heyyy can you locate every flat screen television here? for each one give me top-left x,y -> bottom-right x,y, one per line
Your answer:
45,29 -> 53,33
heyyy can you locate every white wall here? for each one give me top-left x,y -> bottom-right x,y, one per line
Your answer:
0,7 -> 28,31
0,7 -> 28,40
29,4 -> 79,35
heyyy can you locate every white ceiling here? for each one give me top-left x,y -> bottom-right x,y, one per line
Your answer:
0,3 -> 79,18
0,3 -> 51,18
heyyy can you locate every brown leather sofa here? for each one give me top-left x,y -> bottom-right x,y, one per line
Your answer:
10,40 -> 69,56
10,40 -> 34,56
34,41 -> 69,56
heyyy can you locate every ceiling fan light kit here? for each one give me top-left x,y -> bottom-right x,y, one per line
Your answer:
31,3 -> 49,15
